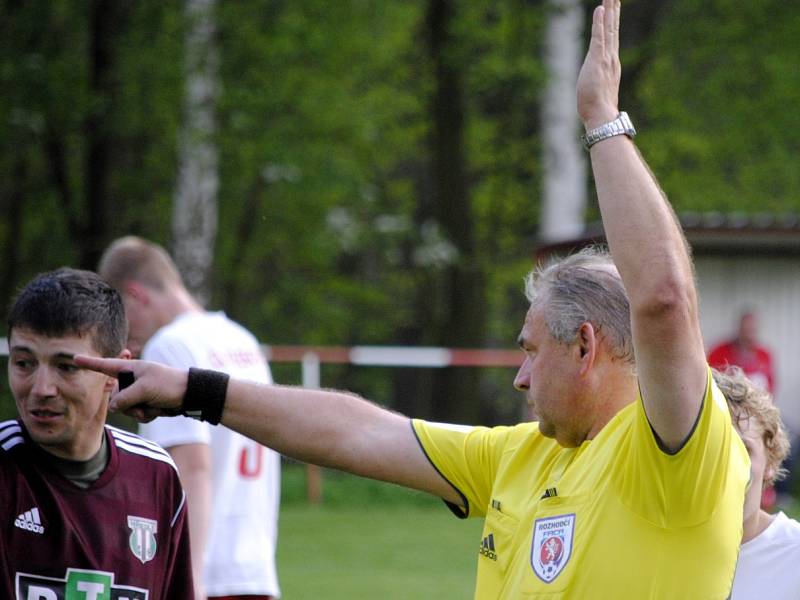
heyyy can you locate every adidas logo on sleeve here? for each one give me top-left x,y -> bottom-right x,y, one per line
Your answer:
14,507 -> 44,534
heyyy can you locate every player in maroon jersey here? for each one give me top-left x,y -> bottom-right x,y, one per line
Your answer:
0,268 -> 194,599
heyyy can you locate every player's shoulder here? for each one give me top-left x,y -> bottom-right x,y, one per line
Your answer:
106,424 -> 179,474
156,311 -> 256,345
205,311 -> 260,345
144,313 -> 207,358
0,421 -> 29,486
149,314 -> 197,345
708,341 -> 733,359
755,345 -> 773,360
0,419 -> 25,457
776,512 -> 800,542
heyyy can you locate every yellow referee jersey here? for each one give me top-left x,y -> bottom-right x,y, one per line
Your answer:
412,368 -> 749,599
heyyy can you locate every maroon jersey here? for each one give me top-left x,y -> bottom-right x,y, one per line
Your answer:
0,419 -> 194,599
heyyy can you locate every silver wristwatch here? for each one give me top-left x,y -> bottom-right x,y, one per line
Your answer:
581,112 -> 636,150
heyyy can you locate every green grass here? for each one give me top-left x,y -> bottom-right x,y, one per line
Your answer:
277,464 -> 483,598
277,465 -> 800,599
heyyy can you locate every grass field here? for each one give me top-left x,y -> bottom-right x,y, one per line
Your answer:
276,463 -> 800,598
277,463 -> 483,598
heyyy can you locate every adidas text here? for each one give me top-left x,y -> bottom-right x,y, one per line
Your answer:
479,546 -> 497,561
15,508 -> 44,534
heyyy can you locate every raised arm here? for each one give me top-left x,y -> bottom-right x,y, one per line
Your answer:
76,355 -> 462,504
577,0 -> 707,451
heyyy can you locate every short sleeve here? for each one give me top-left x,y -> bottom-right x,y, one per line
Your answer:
142,334 -> 196,371
139,332 -> 211,448
139,415 -> 211,448
619,367 -> 750,527
412,420 -> 516,519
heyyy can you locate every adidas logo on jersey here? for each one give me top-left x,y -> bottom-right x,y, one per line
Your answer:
14,507 -> 44,534
479,533 -> 497,561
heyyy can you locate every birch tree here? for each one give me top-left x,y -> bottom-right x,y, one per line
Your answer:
539,0 -> 586,242
172,0 -> 219,304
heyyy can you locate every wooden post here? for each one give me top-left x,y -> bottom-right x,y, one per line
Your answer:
302,352 -> 323,504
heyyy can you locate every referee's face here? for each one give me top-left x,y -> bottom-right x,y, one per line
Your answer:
515,306 -> 585,446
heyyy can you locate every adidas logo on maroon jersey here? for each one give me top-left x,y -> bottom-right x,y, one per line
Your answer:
14,507 -> 44,534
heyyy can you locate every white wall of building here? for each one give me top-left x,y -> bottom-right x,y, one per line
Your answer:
695,256 -> 800,431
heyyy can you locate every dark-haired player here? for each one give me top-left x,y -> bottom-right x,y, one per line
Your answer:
0,268 -> 193,599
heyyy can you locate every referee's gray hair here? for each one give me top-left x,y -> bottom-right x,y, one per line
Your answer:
524,246 -> 634,363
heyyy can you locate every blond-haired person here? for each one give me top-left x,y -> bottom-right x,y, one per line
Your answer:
715,368 -> 800,599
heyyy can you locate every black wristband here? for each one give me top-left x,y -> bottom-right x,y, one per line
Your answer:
182,368 -> 230,425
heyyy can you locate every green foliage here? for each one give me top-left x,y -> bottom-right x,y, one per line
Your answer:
214,1 -> 428,347
635,0 -> 800,213
3,0 -> 800,423
209,0 -> 544,420
0,0 -> 183,279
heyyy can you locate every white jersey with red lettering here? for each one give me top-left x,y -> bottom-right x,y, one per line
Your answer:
139,311 -> 281,598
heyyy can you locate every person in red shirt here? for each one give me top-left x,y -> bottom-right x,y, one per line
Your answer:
708,311 -> 775,394
709,310 -> 781,508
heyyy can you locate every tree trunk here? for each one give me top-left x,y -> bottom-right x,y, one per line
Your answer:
1,158 -> 25,303
221,174 -> 265,315
539,0 -> 586,242
82,0 -> 121,268
172,0 -> 219,305
426,0 -> 485,424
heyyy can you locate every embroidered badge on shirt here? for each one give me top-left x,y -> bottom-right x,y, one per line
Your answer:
127,516 -> 158,564
531,513 -> 575,583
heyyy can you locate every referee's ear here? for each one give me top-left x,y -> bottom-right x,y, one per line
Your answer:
576,321 -> 599,375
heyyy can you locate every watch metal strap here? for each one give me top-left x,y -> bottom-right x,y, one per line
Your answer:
581,111 -> 636,150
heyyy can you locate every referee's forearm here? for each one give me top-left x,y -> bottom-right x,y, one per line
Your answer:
220,380 -> 401,476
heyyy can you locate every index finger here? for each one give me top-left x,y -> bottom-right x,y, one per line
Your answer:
74,354 -> 131,377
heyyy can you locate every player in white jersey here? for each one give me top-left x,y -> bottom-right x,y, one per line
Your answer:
714,367 -> 800,599
99,237 -> 280,600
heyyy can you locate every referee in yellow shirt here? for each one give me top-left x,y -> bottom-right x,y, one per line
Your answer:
80,1 -> 749,598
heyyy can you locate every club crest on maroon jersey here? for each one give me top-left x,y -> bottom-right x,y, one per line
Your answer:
531,513 -> 575,583
127,516 -> 158,564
